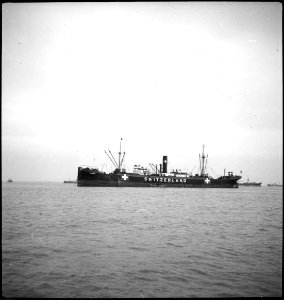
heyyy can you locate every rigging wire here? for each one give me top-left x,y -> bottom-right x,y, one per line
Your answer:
209,167 -> 220,178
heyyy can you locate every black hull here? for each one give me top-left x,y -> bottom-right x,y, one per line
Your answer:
77,180 -> 239,188
77,169 -> 240,188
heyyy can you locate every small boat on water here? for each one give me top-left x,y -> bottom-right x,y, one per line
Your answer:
7,179 -> 13,183
267,183 -> 282,187
63,180 -> 77,183
238,178 -> 261,186
77,140 -> 241,188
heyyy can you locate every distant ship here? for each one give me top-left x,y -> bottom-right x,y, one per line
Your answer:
238,178 -> 262,187
7,179 -> 13,183
267,183 -> 282,187
77,140 -> 241,188
63,180 -> 77,183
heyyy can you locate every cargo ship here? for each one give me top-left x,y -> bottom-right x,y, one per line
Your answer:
238,178 -> 262,187
77,140 -> 241,188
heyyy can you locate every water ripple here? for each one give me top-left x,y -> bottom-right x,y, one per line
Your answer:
2,183 -> 282,298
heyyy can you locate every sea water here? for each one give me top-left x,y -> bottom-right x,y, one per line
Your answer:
2,182 -> 282,297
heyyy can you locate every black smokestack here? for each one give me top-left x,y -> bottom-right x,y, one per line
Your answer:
162,156 -> 168,173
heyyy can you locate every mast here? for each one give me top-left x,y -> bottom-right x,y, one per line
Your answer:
104,139 -> 125,172
201,144 -> 206,176
118,138 -> 122,171
204,153 -> 208,174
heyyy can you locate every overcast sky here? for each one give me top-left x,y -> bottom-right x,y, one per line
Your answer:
2,2 -> 282,184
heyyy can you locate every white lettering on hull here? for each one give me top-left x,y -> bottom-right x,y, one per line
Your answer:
144,177 -> 186,183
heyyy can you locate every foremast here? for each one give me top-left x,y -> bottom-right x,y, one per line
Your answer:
104,138 -> 125,173
199,144 -> 208,177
